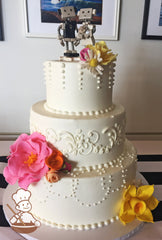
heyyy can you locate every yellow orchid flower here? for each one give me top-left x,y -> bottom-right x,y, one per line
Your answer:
119,184 -> 159,225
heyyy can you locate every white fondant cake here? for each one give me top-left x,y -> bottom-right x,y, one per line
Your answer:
44,60 -> 115,115
29,58 -> 138,230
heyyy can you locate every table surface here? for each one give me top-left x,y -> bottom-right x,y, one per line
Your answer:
0,140 -> 162,240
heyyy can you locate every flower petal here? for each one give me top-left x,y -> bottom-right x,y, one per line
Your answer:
18,173 -> 42,190
136,208 -> 154,223
3,167 -> 17,185
145,195 -> 159,210
123,186 -> 131,200
128,185 -> 137,198
123,185 -> 136,200
10,134 -> 28,154
119,203 -> 136,225
137,185 -> 154,200
80,48 -> 90,62
119,201 -> 128,216
119,213 -> 136,225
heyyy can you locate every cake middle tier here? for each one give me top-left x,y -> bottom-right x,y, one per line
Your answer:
30,101 -> 126,169
44,60 -> 115,116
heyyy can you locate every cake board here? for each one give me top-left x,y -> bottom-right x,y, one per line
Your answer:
3,172 -> 146,240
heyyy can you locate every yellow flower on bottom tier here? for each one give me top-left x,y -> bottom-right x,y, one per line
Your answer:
119,185 -> 159,225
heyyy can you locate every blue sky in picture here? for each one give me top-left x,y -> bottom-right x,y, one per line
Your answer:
41,0 -> 103,17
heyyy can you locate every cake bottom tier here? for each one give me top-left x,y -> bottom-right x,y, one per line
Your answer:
29,141 -> 137,230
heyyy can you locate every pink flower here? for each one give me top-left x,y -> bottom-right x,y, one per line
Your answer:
3,132 -> 52,190
80,48 -> 90,61
46,169 -> 60,183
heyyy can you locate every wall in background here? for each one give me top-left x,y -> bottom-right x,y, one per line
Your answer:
0,0 -> 162,140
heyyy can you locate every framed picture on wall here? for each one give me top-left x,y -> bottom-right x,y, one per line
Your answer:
0,20 -> 3,41
0,0 -> 3,41
142,0 -> 162,39
24,0 -> 120,40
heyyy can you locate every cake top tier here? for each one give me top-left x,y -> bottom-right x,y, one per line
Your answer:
45,6 -> 117,116
44,58 -> 116,116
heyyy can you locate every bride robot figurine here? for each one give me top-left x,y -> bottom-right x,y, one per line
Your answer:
77,8 -> 96,46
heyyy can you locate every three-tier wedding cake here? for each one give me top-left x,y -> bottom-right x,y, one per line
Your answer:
4,7 -> 159,237
28,44 -> 137,230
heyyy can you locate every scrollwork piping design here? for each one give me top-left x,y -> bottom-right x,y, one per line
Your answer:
102,119 -> 126,148
30,120 -> 125,156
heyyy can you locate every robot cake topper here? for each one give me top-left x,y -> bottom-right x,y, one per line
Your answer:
77,8 -> 96,46
55,3 -> 97,58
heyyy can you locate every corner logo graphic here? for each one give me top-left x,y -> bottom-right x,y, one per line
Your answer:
7,188 -> 41,233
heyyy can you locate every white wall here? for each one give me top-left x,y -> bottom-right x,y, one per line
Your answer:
0,0 -> 162,139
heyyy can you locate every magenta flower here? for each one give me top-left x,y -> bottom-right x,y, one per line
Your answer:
80,47 -> 90,61
3,132 -> 52,190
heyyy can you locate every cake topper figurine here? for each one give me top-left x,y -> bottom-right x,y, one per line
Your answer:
77,8 -> 96,46
57,6 -> 80,57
